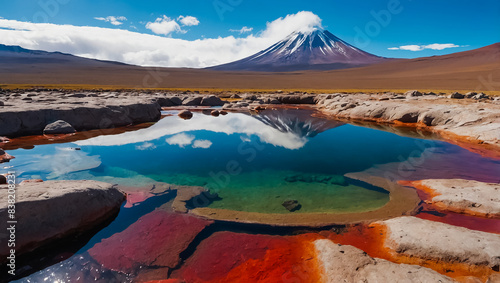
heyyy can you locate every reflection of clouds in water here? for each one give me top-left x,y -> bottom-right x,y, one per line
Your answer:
165,133 -> 195,148
193,140 -> 212,149
76,113 -> 308,150
15,147 -> 101,180
136,142 -> 156,151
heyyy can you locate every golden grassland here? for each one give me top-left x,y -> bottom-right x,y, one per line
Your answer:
2,84 -> 499,97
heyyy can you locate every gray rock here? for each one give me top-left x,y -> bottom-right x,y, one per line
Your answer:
449,92 -> 465,99
169,96 -> 183,106
0,180 -> 125,262
282,199 -> 301,212
405,90 -> 423,97
314,239 -> 455,282
465,92 -> 478,98
43,120 -> 76,135
378,216 -> 500,268
418,179 -> 500,217
230,94 -> 241,99
182,96 -> 203,106
157,97 -> 175,107
201,95 -> 225,106
473,93 -> 489,100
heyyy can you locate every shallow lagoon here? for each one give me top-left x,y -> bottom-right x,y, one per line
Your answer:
5,107 -> 500,282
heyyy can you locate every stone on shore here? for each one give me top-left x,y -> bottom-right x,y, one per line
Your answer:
377,216 -> 500,269
449,92 -> 465,99
414,179 -> 500,218
88,210 -> 212,276
314,239 -> 455,282
0,180 -> 125,262
182,96 -> 203,106
201,95 -> 225,106
0,148 -> 14,163
405,90 -> 423,97
43,120 -> 76,135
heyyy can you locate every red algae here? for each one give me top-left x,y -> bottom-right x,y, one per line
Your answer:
172,232 -> 323,283
88,210 -> 212,275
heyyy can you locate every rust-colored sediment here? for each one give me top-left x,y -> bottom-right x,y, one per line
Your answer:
174,232 -> 323,283
400,180 -> 500,221
215,234 -> 323,283
327,223 -> 499,282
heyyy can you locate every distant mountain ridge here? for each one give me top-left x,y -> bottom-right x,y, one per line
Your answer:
210,29 -> 389,72
0,44 -> 129,66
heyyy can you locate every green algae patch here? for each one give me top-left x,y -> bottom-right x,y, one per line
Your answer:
204,171 -> 389,214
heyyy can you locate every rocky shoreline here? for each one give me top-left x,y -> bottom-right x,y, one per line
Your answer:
1,89 -> 499,282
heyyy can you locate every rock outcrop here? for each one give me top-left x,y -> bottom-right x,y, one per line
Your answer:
377,217 -> 500,269
0,180 -> 125,262
314,239 -> 456,282
407,179 -> 500,218
43,120 -> 76,135
0,96 -> 161,137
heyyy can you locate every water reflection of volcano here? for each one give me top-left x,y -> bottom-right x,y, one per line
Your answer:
250,108 -> 345,138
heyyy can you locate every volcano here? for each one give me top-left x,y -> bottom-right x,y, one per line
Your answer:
210,29 -> 388,72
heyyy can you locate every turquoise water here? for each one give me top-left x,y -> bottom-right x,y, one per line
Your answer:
2,108 -> 460,213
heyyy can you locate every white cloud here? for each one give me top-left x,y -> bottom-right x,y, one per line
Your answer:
146,15 -> 183,36
178,15 -> 199,26
166,133 -> 195,147
192,139 -> 212,149
0,11 -> 322,68
230,26 -> 253,34
388,43 -> 462,51
95,16 -> 127,26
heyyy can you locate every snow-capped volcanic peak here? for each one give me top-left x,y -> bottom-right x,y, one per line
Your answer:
211,29 -> 388,72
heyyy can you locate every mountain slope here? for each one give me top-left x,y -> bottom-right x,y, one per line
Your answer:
210,29 -> 388,72
0,44 -> 129,68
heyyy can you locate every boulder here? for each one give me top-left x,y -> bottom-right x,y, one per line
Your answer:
0,180 -> 125,262
449,92 -> 465,99
219,110 -> 228,115
473,93 -> 489,100
405,90 -> 423,97
0,101 -> 4,106
230,94 -> 241,99
178,110 -> 193,120
465,92 -> 478,98
157,97 -> 175,107
169,96 -> 183,106
201,95 -> 225,106
0,174 -> 5,184
282,199 -> 301,212
182,96 -> 203,106
314,239 -> 455,282
43,120 -> 76,135
210,110 -> 220,117
378,216 -> 500,269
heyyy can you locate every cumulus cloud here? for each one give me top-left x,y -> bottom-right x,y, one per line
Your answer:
178,15 -> 199,26
146,15 -> 183,36
230,26 -> 253,34
0,11 -> 322,68
388,43 -> 462,51
95,16 -> 127,26
192,139 -> 213,149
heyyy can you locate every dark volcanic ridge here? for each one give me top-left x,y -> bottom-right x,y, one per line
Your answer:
210,29 -> 389,72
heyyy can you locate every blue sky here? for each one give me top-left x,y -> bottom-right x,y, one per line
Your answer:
0,0 -> 499,67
